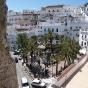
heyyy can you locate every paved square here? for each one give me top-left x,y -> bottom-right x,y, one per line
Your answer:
66,62 -> 88,88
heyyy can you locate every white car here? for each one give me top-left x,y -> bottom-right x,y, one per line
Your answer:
21,77 -> 29,88
31,79 -> 46,88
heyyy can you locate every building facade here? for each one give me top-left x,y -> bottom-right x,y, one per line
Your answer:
6,4 -> 88,51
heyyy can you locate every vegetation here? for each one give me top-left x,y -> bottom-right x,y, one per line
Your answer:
28,35 -> 38,63
17,33 -> 29,63
16,31 -> 80,77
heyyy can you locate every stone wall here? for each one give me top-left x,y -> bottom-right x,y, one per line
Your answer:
0,0 -> 18,88
55,55 -> 88,88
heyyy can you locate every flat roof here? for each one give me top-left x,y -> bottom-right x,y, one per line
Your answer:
45,5 -> 64,8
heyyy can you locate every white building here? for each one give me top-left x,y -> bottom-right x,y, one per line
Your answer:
6,4 -> 88,51
6,24 -> 35,50
81,3 -> 88,16
35,20 -> 65,35
7,10 -> 38,25
6,10 -> 39,50
79,28 -> 88,51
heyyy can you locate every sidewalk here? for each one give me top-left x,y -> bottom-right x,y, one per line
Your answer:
66,62 -> 88,88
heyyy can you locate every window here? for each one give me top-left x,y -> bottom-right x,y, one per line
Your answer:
52,28 -> 54,32
48,10 -> 50,12
53,10 -> 55,12
70,27 -> 72,30
77,34 -> 79,37
84,42 -> 86,45
79,26 -> 81,29
56,28 -> 58,32
81,41 -> 83,46
44,28 -> 46,32
85,35 -> 87,38
65,22 -> 67,26
25,24 -> 27,26
48,28 -> 50,32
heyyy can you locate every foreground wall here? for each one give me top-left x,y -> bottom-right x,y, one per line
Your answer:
0,0 -> 18,88
55,55 -> 88,87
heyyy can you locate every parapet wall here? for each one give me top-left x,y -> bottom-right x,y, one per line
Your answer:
55,55 -> 88,88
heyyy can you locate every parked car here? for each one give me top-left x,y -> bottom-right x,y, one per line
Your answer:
31,79 -> 47,88
21,77 -> 29,88
46,84 -> 58,88
14,50 -> 20,55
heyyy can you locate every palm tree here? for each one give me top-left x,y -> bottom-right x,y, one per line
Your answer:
61,36 -> 80,66
28,35 -> 38,63
69,39 -> 80,63
51,53 -> 64,76
16,33 -> 29,63
47,30 -> 54,53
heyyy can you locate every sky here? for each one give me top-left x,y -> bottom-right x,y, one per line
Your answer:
7,0 -> 88,11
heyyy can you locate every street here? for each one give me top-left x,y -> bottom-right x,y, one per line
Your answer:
16,60 -> 32,88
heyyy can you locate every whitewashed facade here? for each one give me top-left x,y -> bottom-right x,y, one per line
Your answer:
79,28 -> 88,51
81,3 -> 88,16
6,24 -> 35,50
6,4 -> 88,51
